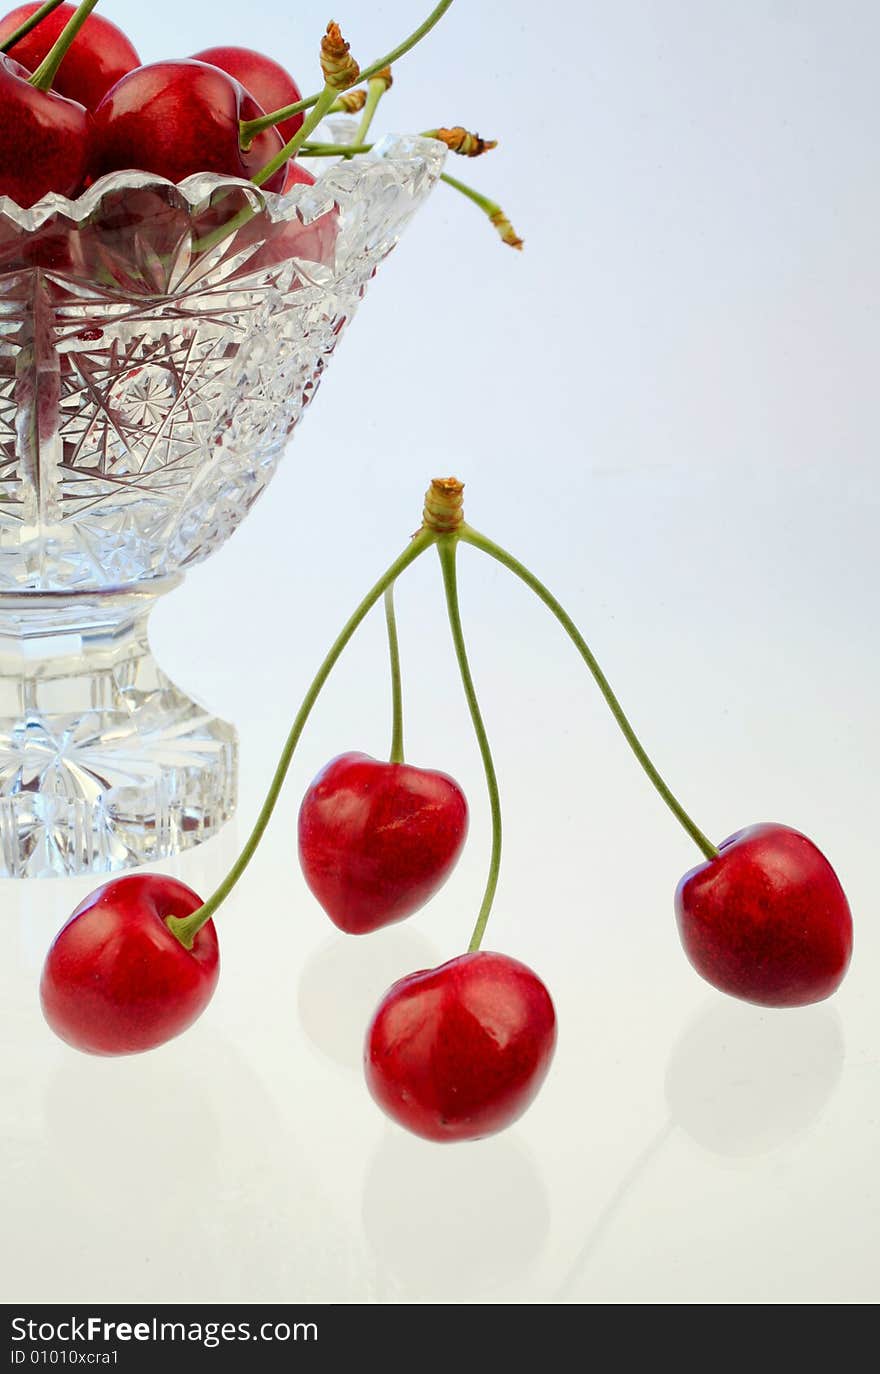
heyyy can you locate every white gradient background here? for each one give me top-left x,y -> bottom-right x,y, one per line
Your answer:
2,1 -> 879,1305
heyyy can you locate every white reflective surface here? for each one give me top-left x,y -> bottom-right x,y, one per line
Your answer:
2,0 -> 879,1306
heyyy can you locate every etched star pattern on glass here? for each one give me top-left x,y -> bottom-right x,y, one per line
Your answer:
0,134 -> 444,877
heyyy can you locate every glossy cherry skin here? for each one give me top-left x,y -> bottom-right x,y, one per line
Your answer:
365,952 -> 557,1142
90,60 -> 288,192
298,752 -> 468,934
40,874 -> 219,1056
0,3 -> 139,110
225,158 -> 338,275
0,55 -> 88,206
192,46 -> 304,144
675,823 -> 853,1007
283,158 -> 316,192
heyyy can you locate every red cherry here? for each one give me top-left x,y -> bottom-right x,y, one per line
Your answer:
203,169 -> 338,277
0,2 -> 139,110
40,874 -> 219,1056
90,60 -> 288,192
215,156 -> 337,277
191,45 -> 304,144
365,951 -> 557,1142
298,752 -> 468,934
675,823 -> 853,1008
0,54 -> 88,206
283,158 -> 316,192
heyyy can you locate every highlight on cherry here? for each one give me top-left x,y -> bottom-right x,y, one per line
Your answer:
40,475 -> 853,1145
0,0 -> 521,249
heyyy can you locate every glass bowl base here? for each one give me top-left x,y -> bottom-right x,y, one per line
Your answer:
0,587 -> 237,879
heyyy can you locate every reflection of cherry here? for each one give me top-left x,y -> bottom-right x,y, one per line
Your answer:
365,951 -> 557,1142
665,997 -> 845,1155
191,45 -> 304,143
0,1 -> 140,109
363,1129 -> 549,1299
91,60 -> 288,191
359,512 -> 555,1142
35,459 -> 856,1185
675,823 -> 853,1007
0,54 -> 88,206
299,752 -> 468,934
40,875 -> 219,1055
560,998 -> 846,1299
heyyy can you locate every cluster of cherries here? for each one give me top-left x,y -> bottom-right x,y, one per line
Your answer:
0,0 -> 307,206
0,0 -> 517,253
8,2 -> 852,1146
41,479 -> 854,1144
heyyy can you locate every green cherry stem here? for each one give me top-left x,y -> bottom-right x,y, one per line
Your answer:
190,200 -> 259,258
250,84 -> 337,188
295,142 -> 523,250
167,528 -> 437,950
1,0 -> 65,53
298,136 -> 486,156
239,93 -> 309,141
298,142 -> 375,157
350,0 -> 454,87
459,524 -> 719,861
441,172 -> 523,249
239,0 -> 456,142
384,583 -> 405,765
28,0 -> 98,91
300,135 -> 494,157
295,145 -> 524,249
356,71 -> 391,146
440,171 -> 495,212
437,534 -> 502,953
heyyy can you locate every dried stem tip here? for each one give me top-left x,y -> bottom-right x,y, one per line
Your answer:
423,477 -> 465,533
371,66 -> 393,91
332,87 -> 368,113
321,21 -> 360,89
432,126 -> 498,157
490,207 -> 524,251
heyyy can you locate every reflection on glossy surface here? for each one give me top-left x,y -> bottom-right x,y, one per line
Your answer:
1,1035 -> 333,1304
1,0 -> 879,1304
297,926 -> 441,1070
4,1046 -> 221,1302
665,997 -> 845,1156
362,1129 -> 549,1301
559,998 -> 847,1299
556,1122 -> 675,1302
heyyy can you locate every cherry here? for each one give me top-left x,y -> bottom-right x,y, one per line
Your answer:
283,159 -> 316,192
298,752 -> 468,934
191,46 -> 304,144
90,60 -> 289,192
365,951 -> 557,1142
40,874 -> 219,1056
675,823 -> 853,1008
0,54 -> 88,206
216,160 -> 338,276
0,2 -> 139,109
234,160 -> 339,275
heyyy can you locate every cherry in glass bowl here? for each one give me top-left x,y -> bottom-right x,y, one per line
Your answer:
0,135 -> 445,876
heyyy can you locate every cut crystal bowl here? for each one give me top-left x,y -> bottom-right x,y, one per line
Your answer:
0,134 -> 444,877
